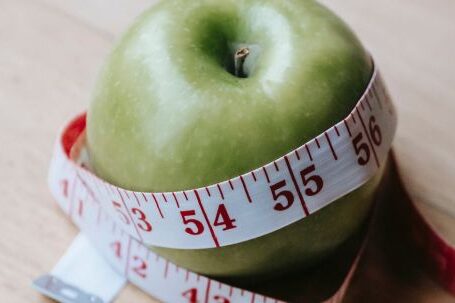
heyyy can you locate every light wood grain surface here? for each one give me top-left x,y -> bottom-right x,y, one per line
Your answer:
0,0 -> 454,302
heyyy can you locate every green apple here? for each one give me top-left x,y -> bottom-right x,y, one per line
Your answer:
87,0 -> 379,282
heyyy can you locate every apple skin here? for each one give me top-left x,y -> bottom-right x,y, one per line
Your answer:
87,0 -> 375,279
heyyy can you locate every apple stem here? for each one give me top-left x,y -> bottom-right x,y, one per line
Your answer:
234,47 -> 250,78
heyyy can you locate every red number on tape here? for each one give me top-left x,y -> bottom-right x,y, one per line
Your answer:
111,241 -> 122,259
77,199 -> 84,217
213,204 -> 237,231
271,164 -> 324,211
300,164 -> 324,196
182,288 -> 198,303
132,208 -> 152,232
213,295 -> 231,303
61,179 -> 69,198
270,180 -> 294,211
180,210 -> 205,235
369,116 -> 382,146
352,133 -> 370,165
112,201 -> 130,225
131,255 -> 147,278
353,115 -> 382,166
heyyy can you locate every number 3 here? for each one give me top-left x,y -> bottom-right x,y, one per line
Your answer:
132,208 -> 152,232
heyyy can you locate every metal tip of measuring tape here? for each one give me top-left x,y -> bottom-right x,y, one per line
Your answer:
33,275 -> 105,303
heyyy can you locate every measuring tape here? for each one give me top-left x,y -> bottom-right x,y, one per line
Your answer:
52,66 -> 396,250
32,64 -> 455,302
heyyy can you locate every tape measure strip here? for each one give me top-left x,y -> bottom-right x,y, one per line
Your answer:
50,66 -> 397,250
40,144 -> 455,303
38,66 -> 395,303
37,149 -> 455,303
35,62 -> 455,302
48,150 -> 288,303
40,142 -> 367,303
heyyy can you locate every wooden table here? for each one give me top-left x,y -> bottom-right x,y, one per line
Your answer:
1,0 -> 454,302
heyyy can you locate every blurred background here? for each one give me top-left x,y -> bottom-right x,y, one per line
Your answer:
0,0 -> 454,302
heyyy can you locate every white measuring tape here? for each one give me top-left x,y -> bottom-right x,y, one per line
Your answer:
34,65 -> 398,302
52,66 -> 396,250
